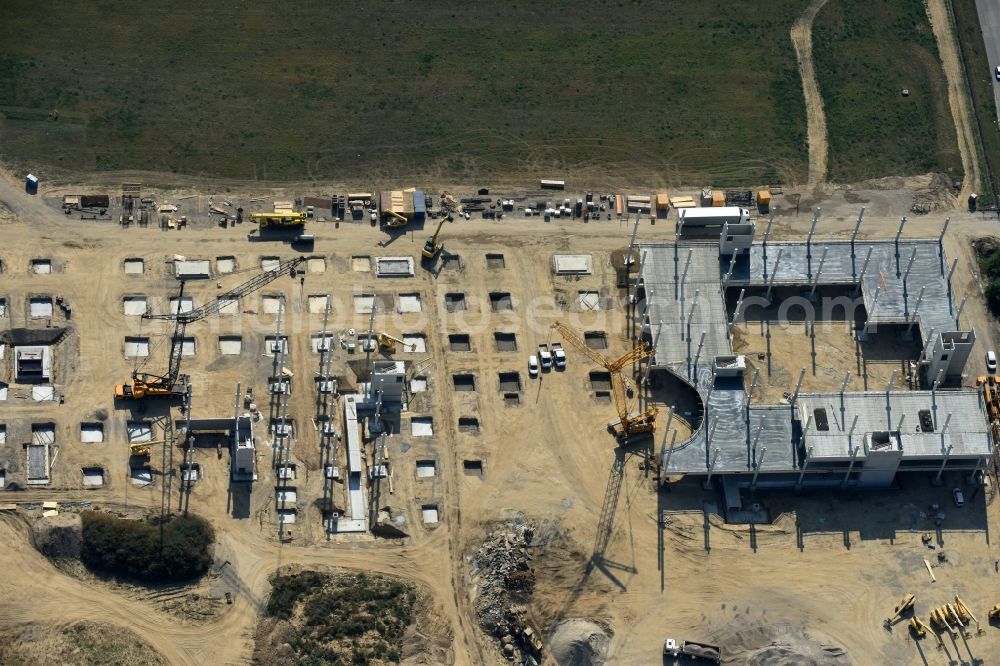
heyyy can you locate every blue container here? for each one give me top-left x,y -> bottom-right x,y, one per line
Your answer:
412,190 -> 426,221
25,173 -> 39,194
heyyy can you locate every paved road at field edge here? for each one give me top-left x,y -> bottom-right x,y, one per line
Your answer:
976,0 -> 1000,121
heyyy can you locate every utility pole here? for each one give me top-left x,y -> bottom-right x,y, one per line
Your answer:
850,207 -> 865,258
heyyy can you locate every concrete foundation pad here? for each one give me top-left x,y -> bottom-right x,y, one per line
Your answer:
375,256 -> 414,277
175,260 -> 210,278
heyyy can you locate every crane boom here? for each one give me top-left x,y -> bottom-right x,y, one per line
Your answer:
551,322 -> 652,371
552,321 -> 657,440
115,257 -> 304,401
144,257 -> 306,322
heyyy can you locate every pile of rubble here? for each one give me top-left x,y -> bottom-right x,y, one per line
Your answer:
471,515 -> 541,663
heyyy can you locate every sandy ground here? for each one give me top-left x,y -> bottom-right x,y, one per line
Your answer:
791,0 -> 831,186
1,170 -> 1000,665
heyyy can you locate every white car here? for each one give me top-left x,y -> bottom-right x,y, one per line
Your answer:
528,355 -> 539,378
987,350 -> 997,373
537,343 -> 553,370
995,65 -> 1000,81
552,342 -> 566,369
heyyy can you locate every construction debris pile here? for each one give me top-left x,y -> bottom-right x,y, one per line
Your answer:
471,515 -> 542,663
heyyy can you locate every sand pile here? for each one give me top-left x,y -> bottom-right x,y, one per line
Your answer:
548,619 -> 611,666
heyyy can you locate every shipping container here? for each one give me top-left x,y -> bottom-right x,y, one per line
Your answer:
540,179 -> 565,190
678,207 -> 750,226
412,191 -> 426,220
656,192 -> 669,210
81,194 -> 110,208
615,195 -> 624,216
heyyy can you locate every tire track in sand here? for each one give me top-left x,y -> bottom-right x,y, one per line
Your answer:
790,0 -> 830,186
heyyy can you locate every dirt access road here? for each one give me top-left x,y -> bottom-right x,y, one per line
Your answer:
927,0 -> 982,204
792,0 -> 980,203
1,170 -> 1000,665
791,0 -> 830,187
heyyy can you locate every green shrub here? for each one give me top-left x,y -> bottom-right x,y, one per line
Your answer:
80,511 -> 214,583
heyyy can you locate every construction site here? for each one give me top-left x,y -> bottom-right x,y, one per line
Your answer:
3,174 -> 1000,665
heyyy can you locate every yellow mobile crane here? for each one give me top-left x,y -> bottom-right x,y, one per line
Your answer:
250,211 -> 307,229
115,257 -> 305,400
551,321 -> 657,441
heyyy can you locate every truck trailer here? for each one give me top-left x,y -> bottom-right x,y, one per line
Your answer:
663,638 -> 722,663
677,206 -> 750,228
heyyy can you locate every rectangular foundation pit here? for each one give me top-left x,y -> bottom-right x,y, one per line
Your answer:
397,293 -> 422,313
123,258 -> 145,275
261,294 -> 284,315
402,334 -> 426,352
122,296 -> 148,316
411,417 -> 434,437
82,467 -> 105,487
216,256 -> 236,273
29,297 -> 53,318
80,423 -> 104,443
174,260 -> 211,279
308,294 -> 331,314
124,337 -> 150,357
218,336 -> 243,355
375,256 -> 415,278
421,505 -> 440,524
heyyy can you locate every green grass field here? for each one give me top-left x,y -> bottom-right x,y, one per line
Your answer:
0,0 -> 964,186
813,0 -> 963,183
0,0 -> 809,185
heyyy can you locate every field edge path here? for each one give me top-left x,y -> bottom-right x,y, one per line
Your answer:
791,0 -> 831,186
927,0 -> 981,206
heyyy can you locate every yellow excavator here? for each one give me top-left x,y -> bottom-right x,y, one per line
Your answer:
422,218 -> 447,261
377,332 -> 414,354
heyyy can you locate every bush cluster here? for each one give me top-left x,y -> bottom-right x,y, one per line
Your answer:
267,571 -> 415,664
80,511 -> 214,583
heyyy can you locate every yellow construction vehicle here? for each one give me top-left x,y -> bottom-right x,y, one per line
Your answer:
908,617 -> 942,647
552,322 -> 657,441
377,332 -> 413,354
928,607 -> 951,635
953,596 -> 984,634
250,211 -> 307,229
977,374 -> 1000,446
129,439 -> 166,458
384,210 -> 407,228
422,218 -> 447,261
885,594 -> 916,628
988,602 -> 1000,622
115,372 -> 189,400
116,258 -> 305,401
